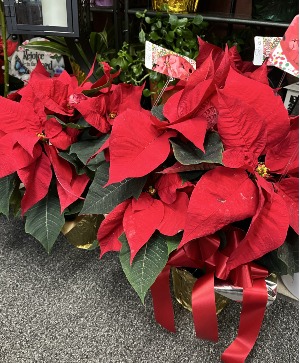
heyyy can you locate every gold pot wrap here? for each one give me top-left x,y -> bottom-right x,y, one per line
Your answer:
152,0 -> 199,13
61,214 -> 104,250
172,268 -> 229,314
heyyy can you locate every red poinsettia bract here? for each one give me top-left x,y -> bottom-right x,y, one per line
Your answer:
0,96 -> 89,214
179,66 -> 296,275
98,173 -> 191,262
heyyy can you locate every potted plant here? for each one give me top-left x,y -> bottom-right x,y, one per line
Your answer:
136,10 -> 208,101
0,38 -> 298,362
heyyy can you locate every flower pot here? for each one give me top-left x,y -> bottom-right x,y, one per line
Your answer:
172,268 -> 229,314
281,273 -> 299,299
61,214 -> 103,250
152,0 -> 199,13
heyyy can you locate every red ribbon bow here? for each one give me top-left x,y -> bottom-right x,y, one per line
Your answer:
151,227 -> 269,362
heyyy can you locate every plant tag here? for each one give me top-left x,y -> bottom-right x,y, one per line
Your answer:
253,36 -> 282,65
145,40 -> 196,81
268,15 -> 299,77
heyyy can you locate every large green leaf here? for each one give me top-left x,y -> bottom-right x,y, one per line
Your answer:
0,174 -> 18,217
257,229 -> 299,276
89,30 -> 108,54
69,135 -> 108,170
166,233 -> 182,255
81,162 -> 147,214
58,152 -> 86,175
119,233 -> 169,303
25,194 -> 65,253
277,229 -> 299,276
25,41 -> 72,58
171,132 -> 224,165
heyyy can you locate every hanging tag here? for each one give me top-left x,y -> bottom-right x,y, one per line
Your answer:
253,36 -> 282,65
145,40 -> 196,81
268,15 -> 299,77
152,76 -> 174,107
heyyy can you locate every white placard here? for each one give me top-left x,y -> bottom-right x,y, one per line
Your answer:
42,0 -> 68,27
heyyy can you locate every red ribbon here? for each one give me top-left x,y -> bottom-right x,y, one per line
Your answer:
150,228 -> 270,362
150,265 -> 176,333
192,272 -> 218,342
221,278 -> 268,363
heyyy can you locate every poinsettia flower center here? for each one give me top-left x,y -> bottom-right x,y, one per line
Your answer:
255,162 -> 270,178
36,132 -> 48,142
148,186 -> 157,196
109,112 -> 118,119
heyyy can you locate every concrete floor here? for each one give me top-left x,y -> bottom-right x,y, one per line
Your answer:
0,215 -> 298,363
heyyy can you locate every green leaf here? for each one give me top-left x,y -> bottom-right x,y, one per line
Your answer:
151,105 -> 166,121
169,14 -> 178,28
64,198 -> 84,216
119,233 -> 169,303
25,41 -> 72,58
45,36 -> 68,46
58,152 -> 85,175
171,132 -> 224,165
193,15 -> 203,25
166,31 -> 175,42
89,30 -> 108,54
166,233 -> 182,255
69,134 -> 109,166
177,18 -> 188,27
64,122 -> 90,130
0,173 -> 18,217
257,229 -> 299,276
25,194 -> 65,253
277,229 -> 299,276
149,31 -> 161,42
143,89 -> 154,97
179,170 -> 206,182
136,10 -> 146,19
139,29 -> 146,44
81,162 -> 147,214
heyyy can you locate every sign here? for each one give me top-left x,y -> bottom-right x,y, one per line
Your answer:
9,38 -> 65,81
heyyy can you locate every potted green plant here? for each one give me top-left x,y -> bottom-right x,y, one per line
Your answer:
136,10 -> 208,101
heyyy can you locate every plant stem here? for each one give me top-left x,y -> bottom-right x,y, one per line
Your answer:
0,1 -> 9,97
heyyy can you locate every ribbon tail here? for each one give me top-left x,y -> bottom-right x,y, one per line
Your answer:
150,265 -> 176,333
192,272 -> 218,342
221,278 -> 268,363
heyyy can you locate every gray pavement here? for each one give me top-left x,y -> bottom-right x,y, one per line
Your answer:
0,215 -> 298,363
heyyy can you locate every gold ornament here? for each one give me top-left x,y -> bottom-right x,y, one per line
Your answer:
152,0 -> 199,13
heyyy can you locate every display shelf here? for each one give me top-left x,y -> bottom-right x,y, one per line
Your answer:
126,8 -> 290,28
90,6 -> 114,13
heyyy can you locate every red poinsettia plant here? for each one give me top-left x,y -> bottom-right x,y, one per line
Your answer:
0,60 -> 144,251
93,39 -> 298,297
0,37 -> 298,361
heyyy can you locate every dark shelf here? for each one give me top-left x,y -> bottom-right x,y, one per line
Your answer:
90,6 -> 114,13
127,8 -> 290,28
